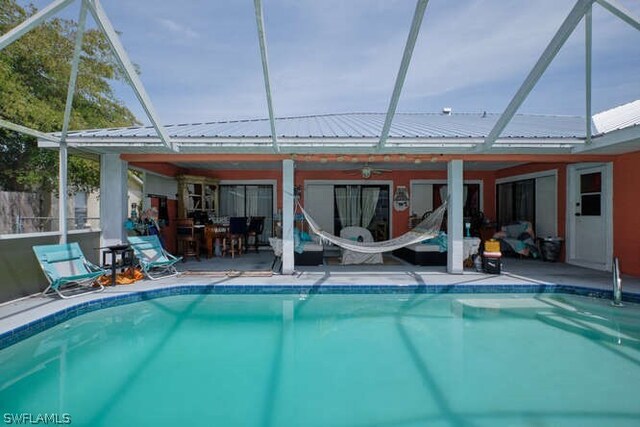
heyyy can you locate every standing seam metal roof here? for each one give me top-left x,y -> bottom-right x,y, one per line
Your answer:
65,112 -> 589,139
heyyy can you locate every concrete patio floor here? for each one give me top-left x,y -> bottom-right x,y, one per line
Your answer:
1,256 -> 639,337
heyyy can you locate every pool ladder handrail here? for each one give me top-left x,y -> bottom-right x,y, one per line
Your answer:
612,257 -> 623,307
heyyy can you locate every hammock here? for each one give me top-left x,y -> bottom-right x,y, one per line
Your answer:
298,201 -> 447,254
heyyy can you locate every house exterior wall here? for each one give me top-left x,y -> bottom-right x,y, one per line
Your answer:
293,169 -> 495,238
132,155 -> 640,277
493,156 -> 640,277
613,150 -> 640,276
495,162 -> 567,246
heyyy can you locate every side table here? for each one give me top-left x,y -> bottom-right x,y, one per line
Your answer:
102,244 -> 134,286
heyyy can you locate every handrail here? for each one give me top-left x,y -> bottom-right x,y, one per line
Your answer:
612,257 -> 623,307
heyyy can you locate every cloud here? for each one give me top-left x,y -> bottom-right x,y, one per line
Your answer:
263,0 -> 640,117
156,17 -> 199,39
104,0 -> 639,123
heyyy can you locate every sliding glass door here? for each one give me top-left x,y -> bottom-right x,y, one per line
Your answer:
333,185 -> 389,241
219,184 -> 274,244
496,179 -> 535,228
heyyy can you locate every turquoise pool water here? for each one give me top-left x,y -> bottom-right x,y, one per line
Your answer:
1,293 -> 640,426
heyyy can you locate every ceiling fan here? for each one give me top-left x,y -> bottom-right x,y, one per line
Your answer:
343,163 -> 391,179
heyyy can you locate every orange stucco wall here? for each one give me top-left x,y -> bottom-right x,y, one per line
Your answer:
295,169 -> 495,237
131,154 -> 640,277
613,151 -> 640,276
495,163 -> 567,237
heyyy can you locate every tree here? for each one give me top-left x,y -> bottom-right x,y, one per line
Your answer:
0,0 -> 139,193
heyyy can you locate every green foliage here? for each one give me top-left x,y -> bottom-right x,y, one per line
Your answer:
0,0 -> 139,193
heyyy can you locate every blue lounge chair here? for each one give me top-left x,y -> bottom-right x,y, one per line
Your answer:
33,243 -> 106,299
127,235 -> 181,280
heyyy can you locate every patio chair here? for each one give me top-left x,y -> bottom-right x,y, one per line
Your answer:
33,243 -> 106,299
127,235 -> 182,280
224,217 -> 247,258
176,218 -> 200,262
247,216 -> 265,253
339,227 -> 383,265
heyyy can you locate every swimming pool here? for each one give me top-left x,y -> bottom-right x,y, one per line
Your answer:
1,292 -> 639,426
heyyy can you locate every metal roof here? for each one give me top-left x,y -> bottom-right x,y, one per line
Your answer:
65,112 -> 588,140
593,100 -> 640,134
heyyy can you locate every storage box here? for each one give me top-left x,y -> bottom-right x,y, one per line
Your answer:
538,237 -> 564,262
484,239 -> 500,253
482,255 -> 501,274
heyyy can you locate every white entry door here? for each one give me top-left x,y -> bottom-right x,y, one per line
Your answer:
567,164 -> 612,271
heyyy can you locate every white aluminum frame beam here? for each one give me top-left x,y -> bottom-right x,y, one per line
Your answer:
281,159 -> 295,274
58,1 -> 88,244
478,0 -> 594,152
0,0 -> 75,144
0,0 -> 76,51
596,0 -> 640,31
85,0 -> 175,151
253,0 -> 279,153
585,3 -> 593,144
377,0 -> 430,151
447,160 -> 464,274
0,119 -> 60,142
61,2 -> 87,141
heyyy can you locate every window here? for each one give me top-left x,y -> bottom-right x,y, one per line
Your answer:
580,172 -> 601,216
497,179 -> 535,228
432,183 -> 481,217
410,182 -> 481,218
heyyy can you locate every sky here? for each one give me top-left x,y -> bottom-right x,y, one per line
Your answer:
16,0 -> 640,127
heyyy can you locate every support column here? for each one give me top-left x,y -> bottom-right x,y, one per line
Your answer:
100,154 -> 128,248
447,160 -> 464,274
282,159 -> 295,274
58,143 -> 68,243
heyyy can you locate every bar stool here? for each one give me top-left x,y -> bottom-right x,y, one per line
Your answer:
222,233 -> 243,258
247,216 -> 265,253
176,219 -> 200,262
223,217 -> 247,258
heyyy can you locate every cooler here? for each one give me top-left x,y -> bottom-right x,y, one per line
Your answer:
483,251 -> 502,274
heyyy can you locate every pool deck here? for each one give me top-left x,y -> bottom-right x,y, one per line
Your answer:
1,259 -> 639,338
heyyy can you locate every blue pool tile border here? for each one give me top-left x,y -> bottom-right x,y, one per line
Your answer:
1,283 -> 639,350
